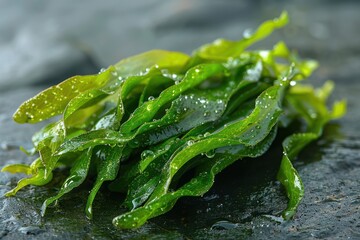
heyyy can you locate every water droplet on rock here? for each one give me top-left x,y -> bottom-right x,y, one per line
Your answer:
210,220 -> 239,230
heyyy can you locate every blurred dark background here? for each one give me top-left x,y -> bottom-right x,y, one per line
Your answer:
1,0 -> 359,90
0,1 -> 359,239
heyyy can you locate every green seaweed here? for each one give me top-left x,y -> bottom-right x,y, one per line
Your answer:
1,12 -> 346,229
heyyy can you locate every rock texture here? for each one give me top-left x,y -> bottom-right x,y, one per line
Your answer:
0,0 -> 359,239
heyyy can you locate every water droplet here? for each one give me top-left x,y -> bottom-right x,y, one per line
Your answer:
187,140 -> 194,146
205,149 -> 215,158
290,80 -> 296,86
243,28 -> 253,38
204,194 -> 219,201
164,144 -> 171,151
18,226 -> 44,235
141,150 -> 155,160
55,85 -> 63,91
211,220 -> 239,230
199,99 -> 206,104
148,96 -> 155,101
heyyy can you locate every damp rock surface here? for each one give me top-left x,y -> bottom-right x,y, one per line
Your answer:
1,0 -> 359,239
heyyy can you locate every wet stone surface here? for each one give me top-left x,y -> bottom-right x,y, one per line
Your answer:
1,0 -> 360,239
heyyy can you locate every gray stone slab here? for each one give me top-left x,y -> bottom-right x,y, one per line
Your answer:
1,84 -> 359,239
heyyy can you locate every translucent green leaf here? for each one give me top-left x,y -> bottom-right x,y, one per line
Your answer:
3,167 -> 52,197
85,145 -> 123,219
113,128 -> 277,229
114,50 -> 189,77
194,11 -> 288,60
277,81 -> 346,219
120,63 -> 227,133
41,149 -> 92,216
13,68 -> 114,124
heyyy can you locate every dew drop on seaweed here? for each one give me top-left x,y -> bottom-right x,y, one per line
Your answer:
243,28 -> 253,39
205,149 -> 215,158
141,150 -> 155,160
164,144 -> 171,151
